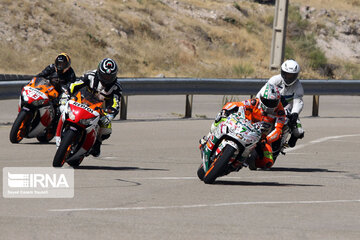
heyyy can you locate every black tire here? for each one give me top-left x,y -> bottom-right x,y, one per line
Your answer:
67,157 -> 84,167
203,144 -> 237,184
36,135 -> 50,143
36,128 -> 55,143
53,129 -> 77,167
248,156 -> 257,171
197,163 -> 205,181
9,110 -> 31,143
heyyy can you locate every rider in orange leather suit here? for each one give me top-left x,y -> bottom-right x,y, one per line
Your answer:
220,97 -> 286,169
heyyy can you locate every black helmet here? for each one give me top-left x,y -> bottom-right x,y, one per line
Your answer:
97,58 -> 118,87
55,53 -> 71,74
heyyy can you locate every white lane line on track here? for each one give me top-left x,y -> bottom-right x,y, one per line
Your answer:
285,133 -> 360,153
49,199 -> 360,212
48,134 -> 360,213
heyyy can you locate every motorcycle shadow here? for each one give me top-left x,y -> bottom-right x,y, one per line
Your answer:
22,142 -> 56,145
73,165 -> 169,171
269,167 -> 345,173
214,180 -> 323,187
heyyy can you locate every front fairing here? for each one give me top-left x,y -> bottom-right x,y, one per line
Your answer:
56,88 -> 103,154
21,86 -> 49,108
20,77 -> 59,108
201,114 -> 262,172
214,114 -> 261,147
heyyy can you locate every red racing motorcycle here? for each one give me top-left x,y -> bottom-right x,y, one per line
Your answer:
10,77 -> 59,143
53,88 -> 104,167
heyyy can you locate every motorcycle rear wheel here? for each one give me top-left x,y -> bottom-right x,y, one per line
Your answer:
203,144 -> 237,184
36,128 -> 55,143
9,110 -> 31,143
53,129 -> 76,167
67,157 -> 84,167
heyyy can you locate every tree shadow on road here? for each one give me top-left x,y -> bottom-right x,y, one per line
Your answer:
74,165 -> 169,171
269,167 -> 345,173
214,180 -> 323,187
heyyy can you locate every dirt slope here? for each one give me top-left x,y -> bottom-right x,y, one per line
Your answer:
0,0 -> 359,79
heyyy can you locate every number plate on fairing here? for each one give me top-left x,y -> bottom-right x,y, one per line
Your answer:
24,86 -> 47,100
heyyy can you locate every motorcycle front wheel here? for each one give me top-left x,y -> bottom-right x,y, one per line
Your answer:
53,129 -> 77,167
203,144 -> 237,184
9,110 -> 32,143
197,163 -> 205,181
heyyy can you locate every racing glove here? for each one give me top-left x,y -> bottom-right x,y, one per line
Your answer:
288,113 -> 299,128
59,93 -> 70,106
100,114 -> 114,126
59,92 -> 70,114
215,109 -> 229,123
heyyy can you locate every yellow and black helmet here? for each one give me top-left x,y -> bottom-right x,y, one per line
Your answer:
55,53 -> 71,73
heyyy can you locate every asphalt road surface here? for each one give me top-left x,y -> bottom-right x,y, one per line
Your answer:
1,95 -> 360,240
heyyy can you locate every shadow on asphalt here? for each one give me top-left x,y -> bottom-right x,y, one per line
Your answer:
302,116 -> 360,119
116,178 -> 142,186
214,180 -> 323,187
114,117 -> 213,123
21,141 -> 56,145
74,165 -> 169,171
269,167 -> 345,173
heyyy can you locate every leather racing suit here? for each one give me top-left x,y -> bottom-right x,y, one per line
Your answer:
257,74 -> 305,147
37,64 -> 76,93
60,70 -> 122,144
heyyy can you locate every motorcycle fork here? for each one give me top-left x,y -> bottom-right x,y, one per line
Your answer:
22,108 -> 35,135
202,135 -> 219,171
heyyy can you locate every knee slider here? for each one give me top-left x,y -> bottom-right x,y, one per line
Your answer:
101,134 -> 111,141
265,162 -> 273,169
299,132 -> 304,139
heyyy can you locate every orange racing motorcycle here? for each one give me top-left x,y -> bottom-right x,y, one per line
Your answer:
9,77 -> 59,143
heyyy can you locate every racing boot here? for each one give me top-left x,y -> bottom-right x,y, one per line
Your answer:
288,134 -> 298,148
90,140 -> 102,157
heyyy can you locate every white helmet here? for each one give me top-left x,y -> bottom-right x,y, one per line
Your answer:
281,59 -> 300,86
259,83 -> 281,114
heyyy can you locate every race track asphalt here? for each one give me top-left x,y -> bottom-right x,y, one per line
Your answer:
0,95 -> 360,240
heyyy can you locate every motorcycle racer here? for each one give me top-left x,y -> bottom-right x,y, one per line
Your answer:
36,53 -> 76,137
37,53 -> 76,93
257,59 -> 304,148
65,58 -> 122,157
201,83 -> 286,170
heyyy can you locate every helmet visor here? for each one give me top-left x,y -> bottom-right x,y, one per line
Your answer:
260,96 -> 279,109
98,71 -> 116,86
56,61 -> 68,72
282,71 -> 298,85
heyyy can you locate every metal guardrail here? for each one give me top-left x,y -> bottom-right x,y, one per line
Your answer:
0,74 -> 33,81
119,78 -> 360,95
1,76 -> 360,119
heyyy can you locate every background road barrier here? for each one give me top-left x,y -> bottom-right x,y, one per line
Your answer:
1,76 -> 360,119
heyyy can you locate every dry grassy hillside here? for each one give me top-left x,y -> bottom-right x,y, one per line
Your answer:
0,0 -> 359,79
